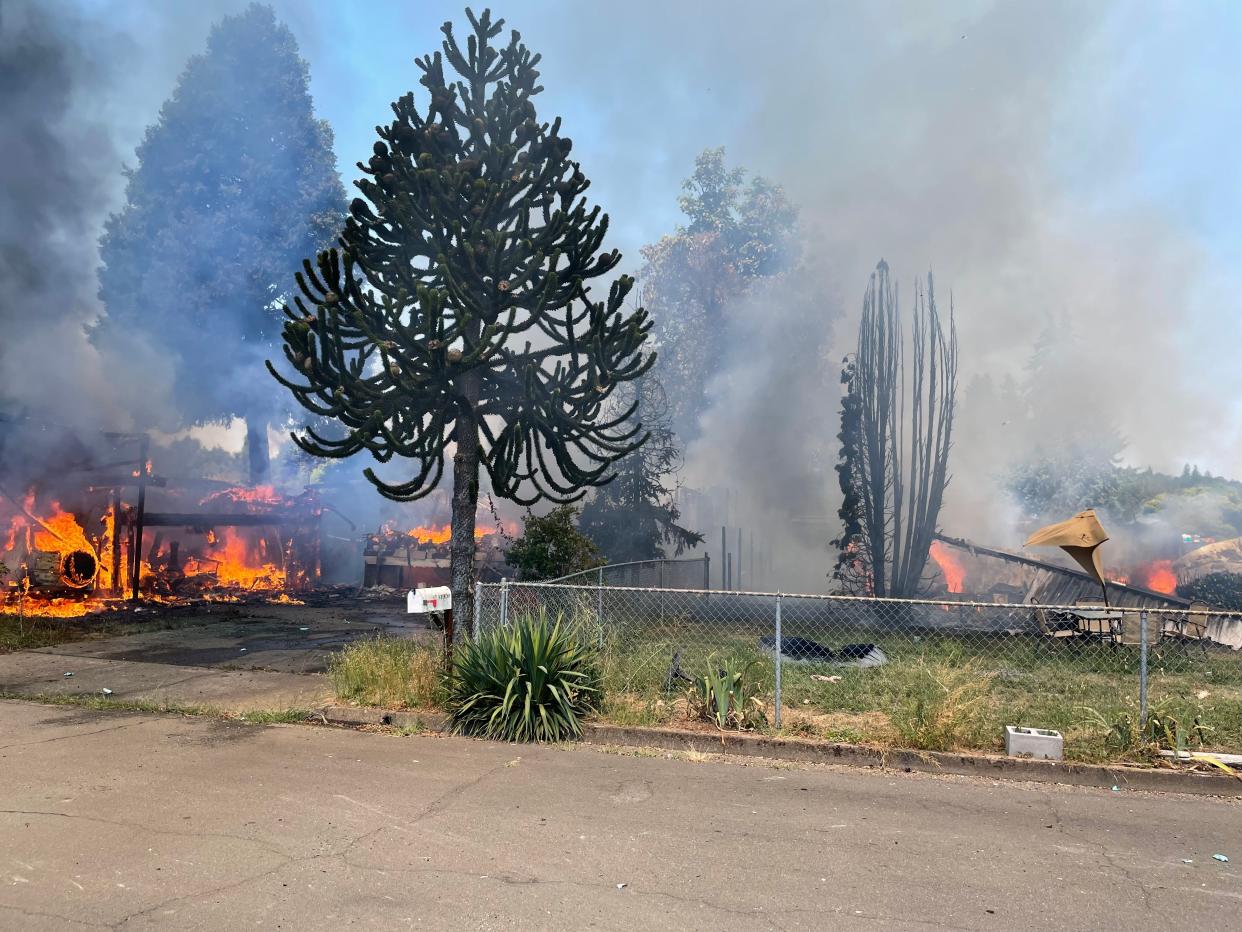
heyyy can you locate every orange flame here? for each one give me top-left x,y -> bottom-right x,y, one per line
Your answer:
182,528 -> 284,590
32,502 -> 92,555
1139,560 -> 1178,595
1,494 -> 106,618
929,541 -> 966,594
200,485 -> 284,509
405,523 -> 496,545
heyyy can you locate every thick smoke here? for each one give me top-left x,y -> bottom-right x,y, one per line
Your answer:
525,0 -> 1242,586
6,1 -> 1240,582
0,1 -> 175,443
0,0 -> 177,484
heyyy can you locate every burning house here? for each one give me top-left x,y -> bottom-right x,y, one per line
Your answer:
927,533 -> 1189,609
362,521 -> 509,589
0,422 -> 325,616
0,412 -> 523,620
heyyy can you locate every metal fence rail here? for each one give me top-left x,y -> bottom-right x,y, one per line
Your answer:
474,581 -> 1242,754
546,556 -> 710,591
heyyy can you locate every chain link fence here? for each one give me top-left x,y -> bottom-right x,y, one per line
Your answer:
473,581 -> 1242,758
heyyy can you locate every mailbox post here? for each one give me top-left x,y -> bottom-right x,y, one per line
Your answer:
408,586 -> 455,669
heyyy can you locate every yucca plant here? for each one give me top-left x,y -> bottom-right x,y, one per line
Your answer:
445,611 -> 601,742
688,655 -> 768,731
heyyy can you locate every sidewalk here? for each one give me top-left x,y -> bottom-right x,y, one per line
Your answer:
0,649 -> 330,711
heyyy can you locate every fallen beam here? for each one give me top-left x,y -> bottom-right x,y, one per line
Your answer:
141,512 -> 314,528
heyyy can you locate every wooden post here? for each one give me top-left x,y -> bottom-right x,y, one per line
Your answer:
109,490 -> 122,596
130,435 -> 149,601
443,607 -> 455,671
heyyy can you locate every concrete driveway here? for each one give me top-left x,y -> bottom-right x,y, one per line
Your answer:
1,699 -> 1238,930
0,598 -> 426,711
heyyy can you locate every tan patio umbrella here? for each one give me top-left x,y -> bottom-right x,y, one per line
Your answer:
1024,509 -> 1111,604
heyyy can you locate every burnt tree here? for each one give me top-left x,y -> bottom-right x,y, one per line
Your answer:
832,260 -> 957,597
269,9 -> 653,634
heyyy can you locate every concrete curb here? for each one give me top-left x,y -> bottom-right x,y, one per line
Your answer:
318,704 -> 448,732
581,724 -> 1242,797
316,705 -> 1242,797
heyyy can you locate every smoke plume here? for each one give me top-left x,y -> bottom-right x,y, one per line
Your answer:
0,1 -> 176,442
5,1 -> 1241,583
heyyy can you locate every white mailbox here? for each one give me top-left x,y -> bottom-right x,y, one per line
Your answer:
407,586 -> 452,614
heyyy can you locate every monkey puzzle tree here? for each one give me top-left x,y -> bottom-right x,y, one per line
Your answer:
269,9 -> 653,633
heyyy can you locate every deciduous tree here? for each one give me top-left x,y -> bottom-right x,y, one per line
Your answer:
578,373 -> 703,562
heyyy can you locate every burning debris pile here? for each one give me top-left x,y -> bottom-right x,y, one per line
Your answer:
1,493 -> 104,616
926,533 -> 1190,608
137,484 -> 320,602
0,430 -> 323,617
362,520 -> 508,589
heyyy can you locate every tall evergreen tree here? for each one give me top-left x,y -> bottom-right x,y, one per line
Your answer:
269,9 -> 653,633
578,374 -> 703,562
97,3 -> 346,483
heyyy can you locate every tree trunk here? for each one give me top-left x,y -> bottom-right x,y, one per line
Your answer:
246,416 -> 271,486
449,373 -> 481,642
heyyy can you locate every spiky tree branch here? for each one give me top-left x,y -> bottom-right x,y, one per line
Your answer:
268,8 -> 653,632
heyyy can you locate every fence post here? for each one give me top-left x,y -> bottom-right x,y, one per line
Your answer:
500,577 -> 510,628
774,593 -> 783,730
658,561 -> 665,624
1139,609 -> 1149,728
703,553 -> 710,591
473,581 -> 483,639
596,566 -> 605,648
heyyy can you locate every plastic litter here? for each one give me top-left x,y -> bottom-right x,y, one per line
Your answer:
62,672 -> 73,677
1182,859 -> 1194,864
1213,854 -> 1229,863
758,635 -> 887,668
1111,785 -> 1120,792
100,688 -> 113,696
240,647 -> 247,652
299,626 -> 309,631
616,883 -> 627,890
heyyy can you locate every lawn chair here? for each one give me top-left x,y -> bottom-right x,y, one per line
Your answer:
1162,600 -> 1211,656
1032,601 -> 1078,640
1072,597 -> 1122,646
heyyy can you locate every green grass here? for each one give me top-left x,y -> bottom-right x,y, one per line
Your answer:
327,636 -> 444,710
234,708 -> 312,724
0,691 -> 311,726
0,608 -> 199,655
589,617 -> 1242,762
0,615 -> 92,653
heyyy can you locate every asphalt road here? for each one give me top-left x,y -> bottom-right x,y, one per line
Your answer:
1,700 -> 1239,930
